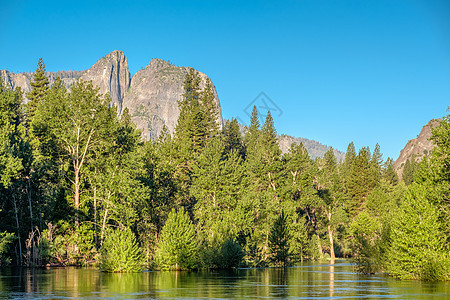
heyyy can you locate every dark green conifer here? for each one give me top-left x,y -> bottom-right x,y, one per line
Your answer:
268,211 -> 290,267
26,58 -> 49,121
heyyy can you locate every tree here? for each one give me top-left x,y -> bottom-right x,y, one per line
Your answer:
100,227 -> 143,272
318,148 -> 347,263
346,147 -> 378,217
0,81 -> 24,188
402,157 -> 417,185
268,211 -> 290,267
223,118 -> 245,159
26,58 -> 49,121
0,81 -> 27,264
382,158 -> 399,185
280,143 -> 317,261
192,138 -> 246,242
156,208 -> 198,270
32,79 -> 115,225
387,184 -> 450,280
218,239 -> 245,269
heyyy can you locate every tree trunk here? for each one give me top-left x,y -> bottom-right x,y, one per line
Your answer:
100,207 -> 109,247
93,186 -> 97,248
306,206 -> 323,259
13,195 -> 22,265
26,178 -> 35,265
327,219 -> 335,264
74,169 -> 80,226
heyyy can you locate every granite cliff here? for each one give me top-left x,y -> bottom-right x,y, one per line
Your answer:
1,50 -> 221,140
79,50 -> 130,113
123,58 -> 222,140
1,50 -> 340,160
394,119 -> 440,179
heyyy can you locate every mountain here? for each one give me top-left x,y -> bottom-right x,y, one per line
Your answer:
394,119 -> 440,179
1,50 -> 221,140
123,58 -> 222,140
278,134 -> 345,161
1,50 -> 340,159
79,50 -> 130,113
0,69 -> 83,99
230,120 -> 345,160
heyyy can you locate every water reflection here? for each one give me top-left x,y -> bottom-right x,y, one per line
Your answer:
329,264 -> 334,298
0,262 -> 449,299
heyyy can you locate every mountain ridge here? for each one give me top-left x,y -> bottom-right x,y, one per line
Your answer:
2,50 -> 342,159
393,118 -> 440,179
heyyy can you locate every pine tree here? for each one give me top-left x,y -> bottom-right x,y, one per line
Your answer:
100,227 -> 143,272
244,106 -> 261,159
156,207 -> 198,270
402,157 -> 417,185
318,148 -> 347,263
223,118 -> 245,159
382,158 -> 399,185
201,78 -> 220,138
347,147 -> 378,217
26,58 -> 49,122
268,211 -> 290,267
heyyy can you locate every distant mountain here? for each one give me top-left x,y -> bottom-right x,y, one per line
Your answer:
278,134 -> 345,161
2,50 -> 342,160
1,50 -> 222,140
230,120 -> 345,160
394,119 -> 440,179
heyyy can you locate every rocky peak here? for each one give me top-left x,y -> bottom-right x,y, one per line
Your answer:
80,50 -> 130,112
123,58 -> 223,140
394,119 -> 440,179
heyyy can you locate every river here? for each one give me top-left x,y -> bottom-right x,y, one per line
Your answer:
0,261 -> 448,299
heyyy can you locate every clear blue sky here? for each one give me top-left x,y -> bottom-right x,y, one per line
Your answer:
1,0 -> 449,160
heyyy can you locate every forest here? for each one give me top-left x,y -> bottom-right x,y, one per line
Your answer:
0,59 -> 449,280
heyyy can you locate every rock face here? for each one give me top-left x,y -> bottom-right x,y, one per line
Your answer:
278,134 -> 345,161
1,51 -> 222,140
80,50 -> 130,112
0,69 -> 83,102
394,119 -> 440,179
123,58 -> 222,140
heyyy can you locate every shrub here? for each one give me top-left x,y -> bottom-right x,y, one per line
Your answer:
156,208 -> 198,270
0,231 -> 14,265
219,239 -> 244,269
100,227 -> 143,273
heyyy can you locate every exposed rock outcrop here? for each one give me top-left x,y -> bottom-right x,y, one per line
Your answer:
122,58 -> 222,140
80,50 -> 130,112
0,69 -> 83,102
394,119 -> 440,179
1,51 -> 221,140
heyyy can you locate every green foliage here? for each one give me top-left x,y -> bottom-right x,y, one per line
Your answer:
402,157 -> 417,185
350,211 -> 383,274
26,58 -> 49,121
100,227 -> 143,273
346,147 -> 379,217
223,118 -> 245,159
219,239 -> 244,269
268,211 -> 291,267
0,81 -> 25,188
156,208 -> 198,270
382,158 -> 399,185
0,231 -> 14,265
386,185 -> 450,280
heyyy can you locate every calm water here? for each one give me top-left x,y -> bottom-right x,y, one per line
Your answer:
0,261 -> 449,299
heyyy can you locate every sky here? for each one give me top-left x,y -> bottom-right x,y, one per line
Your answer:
1,0 -> 449,160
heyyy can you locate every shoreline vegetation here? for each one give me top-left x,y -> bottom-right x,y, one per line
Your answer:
0,59 -> 449,280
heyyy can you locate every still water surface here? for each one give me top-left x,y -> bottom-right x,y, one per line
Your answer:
0,261 -> 449,299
